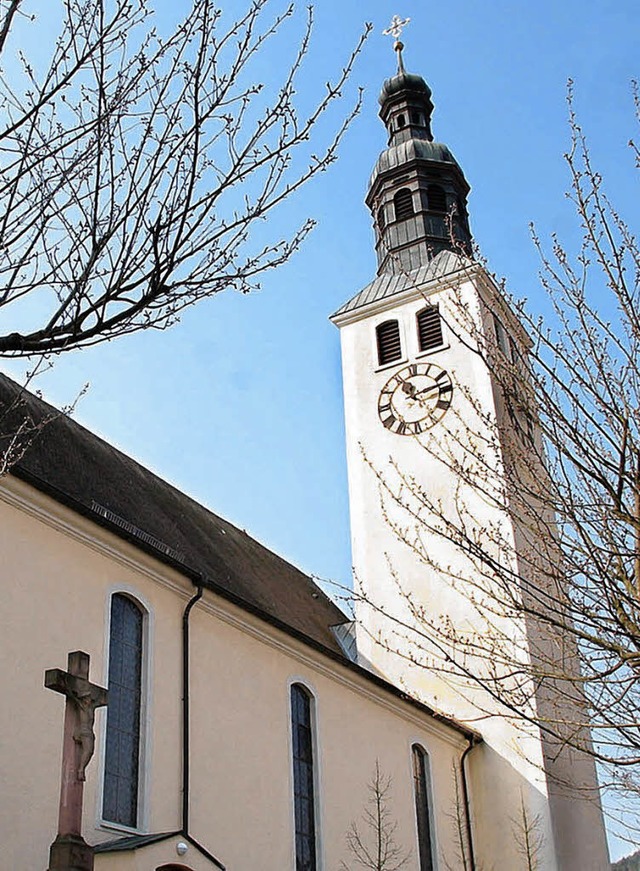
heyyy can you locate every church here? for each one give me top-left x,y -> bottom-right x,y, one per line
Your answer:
0,28 -> 611,871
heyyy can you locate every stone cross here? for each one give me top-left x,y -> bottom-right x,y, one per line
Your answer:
45,651 -> 108,871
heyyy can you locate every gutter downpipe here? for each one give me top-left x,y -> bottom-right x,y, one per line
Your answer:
461,738 -> 478,871
182,582 -> 203,835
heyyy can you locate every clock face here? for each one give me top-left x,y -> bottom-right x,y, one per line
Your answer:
378,362 -> 453,435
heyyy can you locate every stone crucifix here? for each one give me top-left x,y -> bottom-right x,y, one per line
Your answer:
45,651 -> 107,871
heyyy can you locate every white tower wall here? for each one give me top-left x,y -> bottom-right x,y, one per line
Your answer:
334,262 -> 610,870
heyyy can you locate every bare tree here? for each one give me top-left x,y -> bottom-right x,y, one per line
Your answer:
355,82 -> 640,828
443,763 -> 473,871
511,792 -> 545,871
341,760 -> 411,871
0,361 -> 75,472
0,0 -> 369,355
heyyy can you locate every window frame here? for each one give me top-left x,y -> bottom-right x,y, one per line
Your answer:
426,184 -> 448,214
375,318 -> 404,368
411,743 -> 437,871
393,187 -> 415,222
415,303 -> 446,356
288,679 -> 322,871
98,587 -> 152,835
377,204 -> 387,233
493,314 -> 511,359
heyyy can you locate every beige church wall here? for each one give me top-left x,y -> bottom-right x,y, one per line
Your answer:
0,476 -> 189,869
188,586 -> 471,870
0,474 -> 472,871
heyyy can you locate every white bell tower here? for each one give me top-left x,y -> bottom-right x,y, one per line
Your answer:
331,27 -> 609,871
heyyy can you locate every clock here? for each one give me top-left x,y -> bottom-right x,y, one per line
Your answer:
378,362 -> 453,435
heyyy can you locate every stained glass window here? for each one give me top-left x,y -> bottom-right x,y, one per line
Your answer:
291,684 -> 317,871
103,593 -> 143,827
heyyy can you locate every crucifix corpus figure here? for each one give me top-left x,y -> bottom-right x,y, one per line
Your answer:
45,650 -> 108,871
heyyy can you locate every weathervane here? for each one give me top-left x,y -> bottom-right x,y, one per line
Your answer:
383,15 -> 410,73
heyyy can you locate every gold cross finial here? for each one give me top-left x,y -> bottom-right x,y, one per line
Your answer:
383,14 -> 410,42
383,15 -> 410,73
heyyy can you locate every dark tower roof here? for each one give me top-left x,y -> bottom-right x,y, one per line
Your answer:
367,49 -> 472,276
379,70 -> 432,102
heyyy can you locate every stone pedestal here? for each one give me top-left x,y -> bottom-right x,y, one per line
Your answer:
47,834 -> 94,871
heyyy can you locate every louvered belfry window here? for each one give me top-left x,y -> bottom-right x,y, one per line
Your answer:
394,187 -> 414,221
427,184 -> 447,213
376,320 -> 402,366
377,205 -> 386,232
417,305 -> 443,352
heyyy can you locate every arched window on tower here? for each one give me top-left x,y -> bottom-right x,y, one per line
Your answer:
377,205 -> 386,233
493,314 -> 511,358
397,113 -> 406,129
412,744 -> 436,871
376,320 -> 402,366
291,683 -> 318,871
394,188 -> 414,221
103,593 -> 145,828
416,304 -> 443,352
427,184 -> 447,213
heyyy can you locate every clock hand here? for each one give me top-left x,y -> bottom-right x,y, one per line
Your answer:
401,381 -> 418,398
414,384 -> 440,400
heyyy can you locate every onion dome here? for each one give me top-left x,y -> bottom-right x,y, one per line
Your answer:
367,43 -> 472,275
379,71 -> 432,104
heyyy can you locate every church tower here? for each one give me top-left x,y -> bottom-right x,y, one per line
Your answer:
368,48 -> 472,274
332,24 -> 610,871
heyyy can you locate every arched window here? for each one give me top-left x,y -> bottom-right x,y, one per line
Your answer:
291,683 -> 317,871
427,184 -> 447,213
377,205 -> 386,232
376,320 -> 402,366
394,188 -> 414,221
412,745 -> 435,871
397,113 -> 406,129
493,314 -> 510,358
103,593 -> 144,828
416,305 -> 443,352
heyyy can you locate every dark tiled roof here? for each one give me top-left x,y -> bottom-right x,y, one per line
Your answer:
332,250 -> 473,318
94,830 -> 225,869
0,374 -> 347,656
94,831 -> 180,852
0,374 -> 481,743
370,139 -> 458,186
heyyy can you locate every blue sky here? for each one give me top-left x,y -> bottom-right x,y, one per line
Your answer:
2,0 -> 638,857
